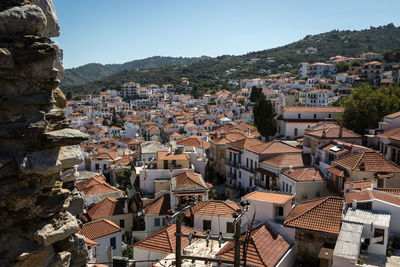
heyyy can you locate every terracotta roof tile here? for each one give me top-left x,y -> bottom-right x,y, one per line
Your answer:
283,168 -> 324,182
172,171 -> 207,191
79,219 -> 121,240
87,197 -> 126,219
244,191 -> 294,204
345,189 -> 400,206
261,153 -> 311,168
133,224 -> 205,254
283,196 -> 343,234
216,223 -> 291,266
157,151 -> 190,161
145,194 -> 171,215
282,106 -> 344,113
185,200 -> 240,217
333,151 -> 400,172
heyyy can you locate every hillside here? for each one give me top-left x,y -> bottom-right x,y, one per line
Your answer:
61,56 -> 209,86
61,23 -> 400,98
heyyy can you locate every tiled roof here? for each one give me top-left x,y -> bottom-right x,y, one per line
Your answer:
244,191 -> 294,204
282,168 -> 324,182
261,153 -> 311,168
216,223 -> 291,267
282,106 -> 344,113
145,194 -> 171,215
75,174 -> 106,191
79,219 -> 121,240
87,197 -> 126,219
283,196 -> 343,234
176,136 -> 210,149
375,188 -> 400,196
157,151 -> 189,161
333,151 -> 400,172
345,189 -> 400,206
185,200 -> 240,217
385,111 -> 400,119
345,180 -> 374,191
378,126 -> 400,141
172,171 -> 207,191
305,122 -> 361,139
133,224 -> 205,254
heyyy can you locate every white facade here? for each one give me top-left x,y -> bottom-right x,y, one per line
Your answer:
92,231 -> 123,265
192,214 -> 235,236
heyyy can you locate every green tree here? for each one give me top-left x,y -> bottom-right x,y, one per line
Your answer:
249,86 -> 263,102
338,83 -> 400,134
102,119 -> 110,126
383,48 -> 400,63
253,96 -> 277,139
336,62 -> 349,73
122,244 -> 133,259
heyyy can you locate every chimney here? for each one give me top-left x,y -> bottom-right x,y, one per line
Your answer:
351,199 -> 357,211
322,130 -> 326,138
288,166 -> 293,173
313,171 -> 317,181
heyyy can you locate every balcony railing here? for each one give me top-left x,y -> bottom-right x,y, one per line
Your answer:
225,159 -> 241,168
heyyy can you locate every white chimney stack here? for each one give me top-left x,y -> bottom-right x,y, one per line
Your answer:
351,199 -> 357,210
288,166 -> 293,173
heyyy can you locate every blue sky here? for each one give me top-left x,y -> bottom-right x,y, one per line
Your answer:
53,0 -> 400,69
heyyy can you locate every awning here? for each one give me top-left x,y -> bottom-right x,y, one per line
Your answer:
377,173 -> 394,179
326,166 -> 345,177
227,148 -> 240,154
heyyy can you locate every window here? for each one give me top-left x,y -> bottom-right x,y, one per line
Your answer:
282,182 -> 285,190
95,164 -> 99,170
162,217 -> 166,226
246,158 -> 249,167
172,160 -> 176,166
110,237 -> 116,249
275,206 -> 284,216
374,228 -> 385,245
294,128 -> 298,137
289,185 -> 292,193
239,171 -> 241,179
154,218 -> 160,227
226,222 -> 234,233
285,183 -> 288,192
314,113 -> 317,119
250,160 -> 253,170
203,220 -> 211,231
119,219 -> 125,228
103,164 -> 107,170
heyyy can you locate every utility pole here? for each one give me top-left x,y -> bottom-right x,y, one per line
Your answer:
175,212 -> 183,267
233,211 -> 241,267
171,198 -> 250,267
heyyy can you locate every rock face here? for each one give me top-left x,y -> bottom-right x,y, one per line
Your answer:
0,1 -> 88,266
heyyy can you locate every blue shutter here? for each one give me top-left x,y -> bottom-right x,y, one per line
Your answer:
110,237 -> 116,249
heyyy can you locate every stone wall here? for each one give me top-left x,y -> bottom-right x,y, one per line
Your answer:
0,0 -> 88,266
295,229 -> 338,266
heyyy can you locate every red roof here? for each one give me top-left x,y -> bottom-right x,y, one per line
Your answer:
216,223 -> 291,267
79,219 -> 121,240
145,194 -> 171,215
133,224 -> 205,254
283,196 -> 343,234
185,200 -> 239,217
87,197 -> 126,219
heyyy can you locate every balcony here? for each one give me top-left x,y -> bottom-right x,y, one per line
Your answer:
225,159 -> 241,168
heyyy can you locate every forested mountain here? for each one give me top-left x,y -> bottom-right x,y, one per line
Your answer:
62,56 -> 209,86
61,24 -> 400,98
